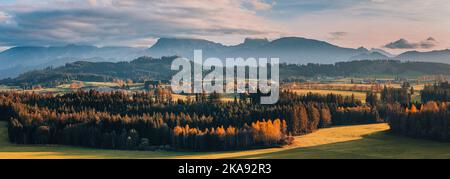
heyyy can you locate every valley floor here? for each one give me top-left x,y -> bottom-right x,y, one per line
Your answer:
1,121 -> 450,159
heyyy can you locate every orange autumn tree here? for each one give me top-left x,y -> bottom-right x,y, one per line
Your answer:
422,101 -> 440,112
251,119 -> 285,146
170,119 -> 288,150
410,104 -> 418,113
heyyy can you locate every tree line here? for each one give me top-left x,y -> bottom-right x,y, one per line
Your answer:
363,82 -> 450,142
0,90 -> 383,151
421,82 -> 450,103
380,85 -> 412,106
388,102 -> 450,142
4,99 -> 290,151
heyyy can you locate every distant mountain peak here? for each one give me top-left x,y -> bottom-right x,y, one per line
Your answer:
357,46 -> 369,51
426,37 -> 436,41
151,37 -> 224,50
243,38 -> 269,44
154,37 -> 220,44
237,38 -> 270,48
370,48 -> 395,57
350,51 -> 390,61
267,37 -> 338,48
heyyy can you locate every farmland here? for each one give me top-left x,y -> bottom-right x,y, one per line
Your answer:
2,121 -> 450,159
1,80 -> 449,158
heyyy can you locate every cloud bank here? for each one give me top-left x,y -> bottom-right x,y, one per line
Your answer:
328,32 -> 348,40
1,0 -> 450,52
247,0 -> 274,10
385,37 -> 438,49
0,11 -> 8,22
0,0 -> 279,47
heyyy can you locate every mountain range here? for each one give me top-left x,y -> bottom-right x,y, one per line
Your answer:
395,49 -> 450,63
148,37 -> 373,64
1,37 -> 450,79
0,45 -> 147,78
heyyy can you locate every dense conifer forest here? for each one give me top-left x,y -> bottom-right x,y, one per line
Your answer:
0,90 -> 383,151
388,102 -> 450,141
421,82 -> 450,103
383,82 -> 450,141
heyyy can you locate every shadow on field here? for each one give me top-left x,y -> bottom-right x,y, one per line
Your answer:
2,121 -> 450,159
231,131 -> 450,159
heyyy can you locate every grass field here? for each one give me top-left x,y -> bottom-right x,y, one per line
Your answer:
20,81 -> 146,94
0,85 -> 20,92
1,121 -> 450,159
292,89 -> 367,101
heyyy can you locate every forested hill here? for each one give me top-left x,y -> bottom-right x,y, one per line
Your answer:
281,60 -> 450,79
0,56 -> 177,87
2,58 -> 450,87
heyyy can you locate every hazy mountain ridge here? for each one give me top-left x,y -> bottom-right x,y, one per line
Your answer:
349,52 -> 389,61
395,49 -> 450,63
370,48 -> 395,58
0,45 -> 148,78
148,37 -> 371,64
2,37 -> 450,80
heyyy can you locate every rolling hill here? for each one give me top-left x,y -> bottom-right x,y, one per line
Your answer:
0,56 -> 177,87
3,57 -> 450,87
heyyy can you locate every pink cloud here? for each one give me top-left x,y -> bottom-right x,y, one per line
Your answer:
247,0 -> 273,10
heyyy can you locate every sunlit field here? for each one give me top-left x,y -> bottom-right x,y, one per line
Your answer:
292,89 -> 367,101
2,121 -> 450,159
23,81 -> 144,94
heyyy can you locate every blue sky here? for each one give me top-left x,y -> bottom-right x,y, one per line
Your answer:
0,0 -> 449,53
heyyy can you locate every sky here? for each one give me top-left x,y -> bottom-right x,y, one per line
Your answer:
0,0 -> 449,54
